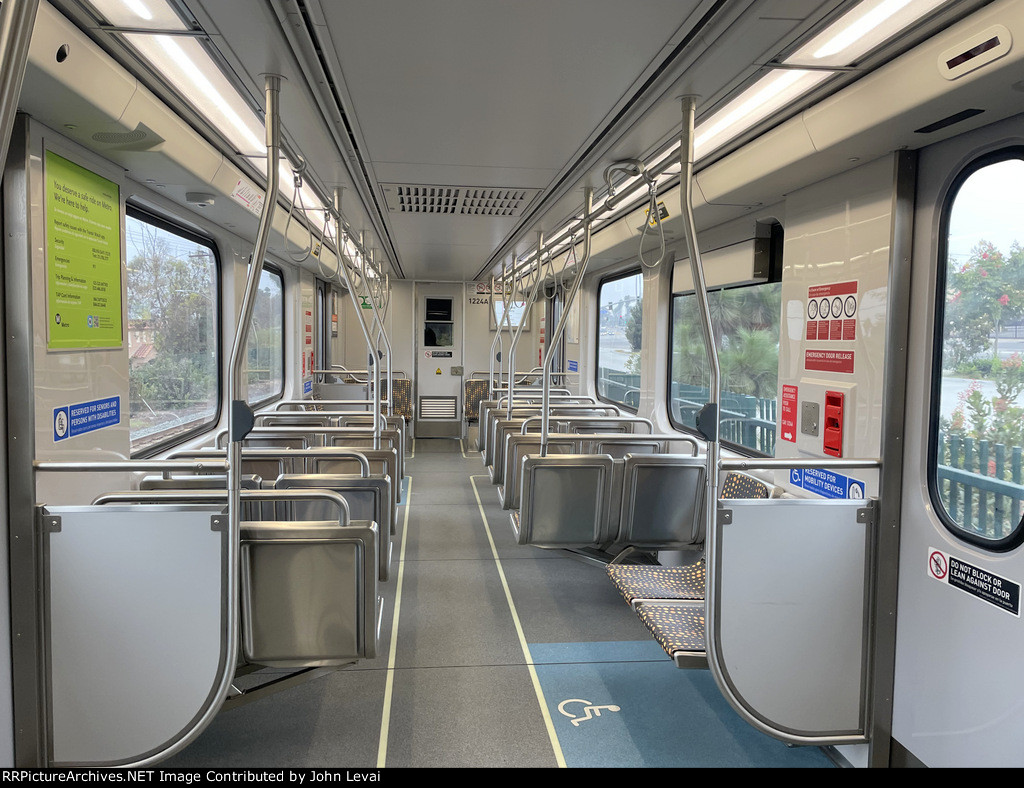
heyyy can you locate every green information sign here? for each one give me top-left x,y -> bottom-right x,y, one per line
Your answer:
45,151 -> 123,350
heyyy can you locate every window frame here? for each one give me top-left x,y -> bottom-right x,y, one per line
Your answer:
595,267 -> 643,413
927,146 -> 1024,552
665,227 -> 784,458
246,262 -> 286,409
126,204 -> 223,458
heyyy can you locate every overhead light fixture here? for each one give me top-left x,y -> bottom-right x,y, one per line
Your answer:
124,34 -> 265,156
87,0 -> 188,30
693,69 -> 831,159
785,0 -> 948,68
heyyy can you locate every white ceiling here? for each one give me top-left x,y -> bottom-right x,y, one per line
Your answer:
311,0 -> 710,279
179,0 -> 966,281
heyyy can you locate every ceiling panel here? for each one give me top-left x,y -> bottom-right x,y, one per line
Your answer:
311,0 -> 707,279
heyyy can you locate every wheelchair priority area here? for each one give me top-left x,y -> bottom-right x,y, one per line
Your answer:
163,438 -> 835,769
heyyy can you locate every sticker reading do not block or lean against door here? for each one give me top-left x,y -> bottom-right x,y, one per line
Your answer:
928,547 -> 1021,616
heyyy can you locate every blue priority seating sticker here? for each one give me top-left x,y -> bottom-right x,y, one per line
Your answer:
789,467 -> 865,500
53,396 -> 120,442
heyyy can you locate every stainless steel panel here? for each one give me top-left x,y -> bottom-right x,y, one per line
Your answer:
715,499 -> 872,737
619,455 -> 706,547
518,455 -> 612,546
241,520 -> 378,667
45,506 -> 227,765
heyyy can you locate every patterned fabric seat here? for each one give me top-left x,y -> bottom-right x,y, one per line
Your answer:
721,471 -> 771,500
386,379 -> 413,422
606,562 -> 705,606
464,379 -> 489,421
608,471 -> 771,666
635,601 -> 707,668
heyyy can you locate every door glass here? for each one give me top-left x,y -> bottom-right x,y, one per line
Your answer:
935,156 -> 1024,543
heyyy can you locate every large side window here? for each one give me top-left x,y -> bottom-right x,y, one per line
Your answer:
597,270 -> 643,410
126,209 -> 219,453
933,153 -> 1024,547
669,281 -> 782,455
247,266 -> 284,406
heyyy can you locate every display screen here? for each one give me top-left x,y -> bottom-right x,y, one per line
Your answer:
425,297 -> 453,321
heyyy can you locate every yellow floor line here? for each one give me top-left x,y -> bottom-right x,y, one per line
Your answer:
470,475 -> 567,768
459,438 -> 467,458
377,476 -> 412,768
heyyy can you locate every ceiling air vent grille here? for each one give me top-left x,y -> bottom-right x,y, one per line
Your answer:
381,184 -> 539,217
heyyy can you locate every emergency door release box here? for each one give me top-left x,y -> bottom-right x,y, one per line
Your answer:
823,390 -> 844,457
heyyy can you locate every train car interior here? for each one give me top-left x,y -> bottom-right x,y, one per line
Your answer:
2,0 -> 1024,770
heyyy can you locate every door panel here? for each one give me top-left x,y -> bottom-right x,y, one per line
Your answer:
894,115 -> 1024,767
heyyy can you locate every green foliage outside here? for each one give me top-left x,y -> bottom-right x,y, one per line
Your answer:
127,224 -> 218,425
672,282 -> 782,401
944,240 -> 1024,372
625,298 -> 642,374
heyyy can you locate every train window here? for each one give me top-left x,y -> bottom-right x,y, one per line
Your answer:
597,270 -> 643,410
669,281 -> 782,455
247,266 -> 284,406
126,209 -> 220,454
933,152 -> 1024,547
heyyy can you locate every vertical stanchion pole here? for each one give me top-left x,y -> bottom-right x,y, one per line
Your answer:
333,195 -> 380,447
506,233 -> 545,419
0,0 -> 39,173
541,190 -> 593,455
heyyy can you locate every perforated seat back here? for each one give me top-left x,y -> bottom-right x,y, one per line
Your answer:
516,454 -> 614,547
617,455 -> 707,548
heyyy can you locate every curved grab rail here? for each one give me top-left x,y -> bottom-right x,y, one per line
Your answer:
91,488 -> 354,524
169,447 -> 372,479
519,413 -> 652,435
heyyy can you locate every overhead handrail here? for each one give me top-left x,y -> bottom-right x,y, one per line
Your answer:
282,159 -> 315,264
541,188 -> 594,455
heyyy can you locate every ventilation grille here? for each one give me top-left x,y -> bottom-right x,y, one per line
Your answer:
418,396 -> 458,420
381,184 -> 539,217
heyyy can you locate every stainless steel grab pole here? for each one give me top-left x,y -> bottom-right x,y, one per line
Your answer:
541,189 -> 593,455
0,0 -> 39,174
506,233 -> 545,419
333,192 -> 381,449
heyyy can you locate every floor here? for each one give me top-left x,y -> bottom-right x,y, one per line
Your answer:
163,436 -> 835,768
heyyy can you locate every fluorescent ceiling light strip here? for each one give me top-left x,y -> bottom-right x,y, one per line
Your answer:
785,0 -> 948,67
88,0 -> 187,29
125,33 -> 265,156
816,0 -> 914,57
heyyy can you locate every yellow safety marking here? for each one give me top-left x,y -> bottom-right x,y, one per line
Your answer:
460,438 -> 467,458
470,475 -> 567,768
377,476 -> 412,768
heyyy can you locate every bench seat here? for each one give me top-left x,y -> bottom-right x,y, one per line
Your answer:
634,600 -> 708,668
606,562 -> 705,606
